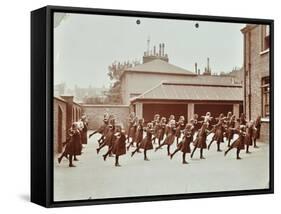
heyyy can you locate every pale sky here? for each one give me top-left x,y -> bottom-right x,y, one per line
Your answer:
54,12 -> 245,88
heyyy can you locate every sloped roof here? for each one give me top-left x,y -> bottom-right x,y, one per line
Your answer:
124,59 -> 196,76
131,82 -> 243,102
164,75 -> 242,86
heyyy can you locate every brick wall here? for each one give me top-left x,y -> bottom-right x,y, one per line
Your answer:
53,97 -> 82,154
82,105 -> 130,130
242,25 -> 270,144
243,25 -> 270,120
53,97 -> 67,154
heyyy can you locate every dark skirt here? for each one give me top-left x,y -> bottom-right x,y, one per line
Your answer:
156,128 -> 165,140
112,135 -> 126,156
245,135 -> 253,146
177,137 -> 192,153
128,126 -> 137,139
135,130 -> 144,144
163,134 -> 175,145
81,131 -> 88,144
64,134 -> 82,156
212,129 -> 224,143
231,137 -> 245,150
226,129 -> 234,140
103,131 -> 115,147
193,136 -> 207,149
140,136 -> 153,150
175,125 -> 184,138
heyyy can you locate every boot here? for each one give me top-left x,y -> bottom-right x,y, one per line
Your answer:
58,156 -> 62,164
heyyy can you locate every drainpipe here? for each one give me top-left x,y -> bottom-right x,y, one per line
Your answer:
248,31 -> 252,120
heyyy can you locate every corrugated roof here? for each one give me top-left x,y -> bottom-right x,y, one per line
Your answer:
124,59 -> 195,75
132,82 -> 243,102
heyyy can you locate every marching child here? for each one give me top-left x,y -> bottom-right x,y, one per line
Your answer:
155,119 -> 177,156
131,123 -> 154,161
170,123 -> 193,164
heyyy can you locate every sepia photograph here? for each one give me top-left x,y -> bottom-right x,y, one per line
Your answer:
52,11 -> 271,202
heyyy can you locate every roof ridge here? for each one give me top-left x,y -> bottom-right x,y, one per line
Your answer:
130,81 -> 164,101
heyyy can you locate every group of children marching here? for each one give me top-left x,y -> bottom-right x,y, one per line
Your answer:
86,111 -> 262,167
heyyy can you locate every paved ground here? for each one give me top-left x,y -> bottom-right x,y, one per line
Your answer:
54,132 -> 270,201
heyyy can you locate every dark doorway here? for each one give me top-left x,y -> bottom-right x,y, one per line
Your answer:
143,103 -> 187,123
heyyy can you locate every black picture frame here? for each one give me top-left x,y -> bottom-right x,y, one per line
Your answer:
31,5 -> 274,208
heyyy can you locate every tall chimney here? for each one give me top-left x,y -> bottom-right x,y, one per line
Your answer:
162,43 -> 165,56
195,62 -> 198,74
207,57 -> 210,72
159,44 -> 161,56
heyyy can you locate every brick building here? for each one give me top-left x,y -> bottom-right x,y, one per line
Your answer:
241,24 -> 270,142
53,96 -> 82,154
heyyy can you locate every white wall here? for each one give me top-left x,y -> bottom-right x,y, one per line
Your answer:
0,0 -> 279,213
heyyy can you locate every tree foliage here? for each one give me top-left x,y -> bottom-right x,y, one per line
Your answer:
106,60 -> 140,104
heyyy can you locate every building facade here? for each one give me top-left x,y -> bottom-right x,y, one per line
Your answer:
241,24 -> 270,142
131,82 -> 243,124
119,44 -> 244,123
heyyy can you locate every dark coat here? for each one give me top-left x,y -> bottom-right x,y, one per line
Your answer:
163,127 -> 176,145
193,128 -> 207,149
175,122 -> 185,138
245,127 -> 255,146
135,125 -> 144,144
156,123 -> 166,140
81,122 -> 88,144
112,133 -> 126,156
177,130 -> 192,153
65,130 -> 82,156
103,127 -> 115,147
212,123 -> 225,143
226,120 -> 235,140
140,128 -> 154,150
231,131 -> 246,150
127,117 -> 137,139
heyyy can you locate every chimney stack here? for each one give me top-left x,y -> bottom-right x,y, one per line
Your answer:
207,57 -> 210,71
162,43 -> 165,56
159,43 -> 162,56
195,62 -> 198,74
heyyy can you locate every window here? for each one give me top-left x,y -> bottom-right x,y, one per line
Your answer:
261,25 -> 270,52
261,76 -> 270,117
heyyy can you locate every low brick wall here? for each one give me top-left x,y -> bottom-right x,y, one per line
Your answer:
82,104 -> 130,130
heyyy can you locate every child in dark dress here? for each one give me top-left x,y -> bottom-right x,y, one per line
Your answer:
175,116 -> 185,145
191,122 -> 209,159
170,123 -> 193,164
131,123 -> 154,161
224,125 -> 247,160
207,118 -> 226,152
155,117 -> 167,146
155,119 -> 176,156
127,112 -> 138,144
127,118 -> 144,150
58,123 -> 82,167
